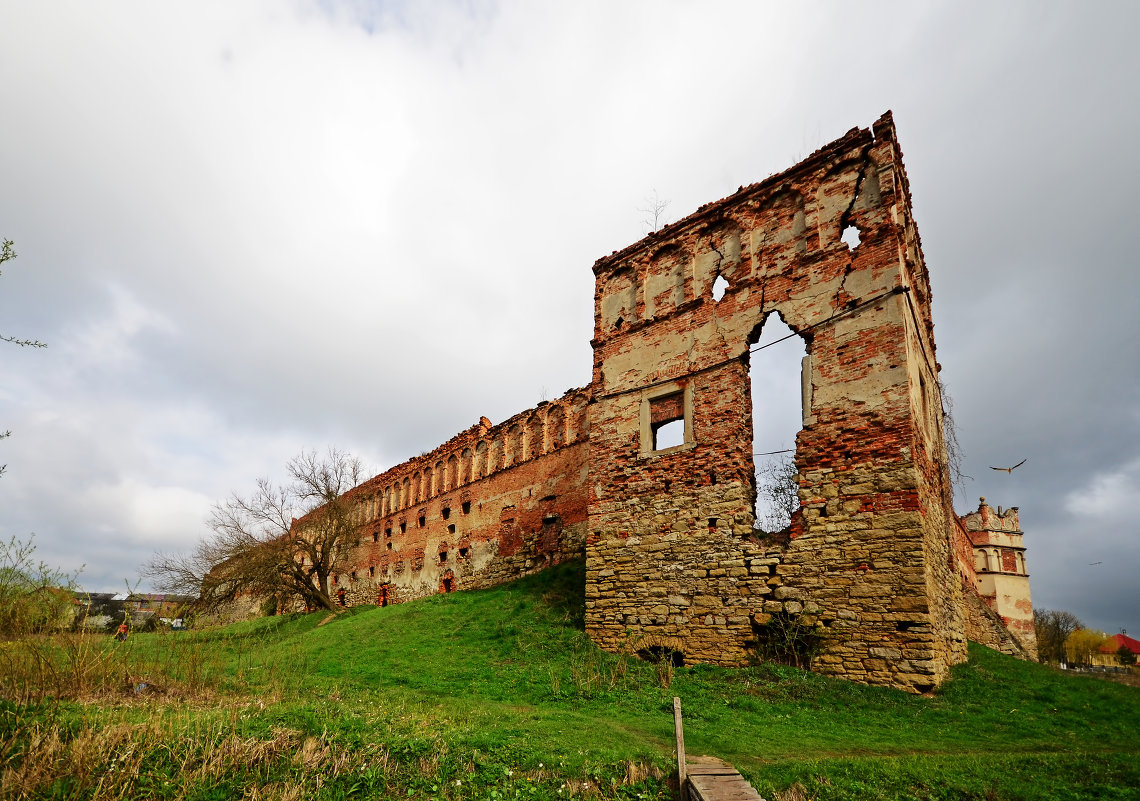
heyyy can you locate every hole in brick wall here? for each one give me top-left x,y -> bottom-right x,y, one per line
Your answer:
614,316 -> 624,330
386,542 -> 393,551
418,515 -> 426,528
440,550 -> 448,563
459,547 -> 469,559
442,507 -> 451,520
542,515 -> 559,525
353,537 -> 360,547
442,577 -> 454,593
369,566 -> 375,577
748,313 -> 807,535
540,495 -> 556,502
841,224 -> 861,249
712,274 -> 729,302
664,479 -> 672,492
637,646 -> 685,667
372,531 -> 379,543
385,527 -> 392,537
350,571 -> 357,580
448,523 -> 456,534
400,521 -> 407,533
332,575 -> 339,586
710,471 -> 717,485
462,501 -> 471,514
708,517 -> 718,530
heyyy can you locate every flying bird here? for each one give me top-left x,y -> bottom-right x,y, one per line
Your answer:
990,459 -> 1027,474
1089,561 -> 1103,566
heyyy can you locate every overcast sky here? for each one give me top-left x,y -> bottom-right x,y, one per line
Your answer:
2,1 -> 1137,635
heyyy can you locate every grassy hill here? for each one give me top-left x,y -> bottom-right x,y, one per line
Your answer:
3,560 -> 1138,800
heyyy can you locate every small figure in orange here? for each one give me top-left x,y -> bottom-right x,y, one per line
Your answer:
115,622 -> 129,641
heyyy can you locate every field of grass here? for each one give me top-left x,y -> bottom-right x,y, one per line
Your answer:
2,560 -> 1138,800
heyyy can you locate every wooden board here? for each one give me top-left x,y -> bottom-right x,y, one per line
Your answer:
686,757 -> 766,801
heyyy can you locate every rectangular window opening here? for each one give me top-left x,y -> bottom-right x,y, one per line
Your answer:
649,391 -> 686,451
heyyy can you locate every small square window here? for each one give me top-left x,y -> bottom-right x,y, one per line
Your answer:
462,501 -> 471,515
400,521 -> 407,533
442,507 -> 451,520
440,550 -> 448,563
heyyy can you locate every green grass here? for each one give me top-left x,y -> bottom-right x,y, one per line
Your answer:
3,560 -> 1138,800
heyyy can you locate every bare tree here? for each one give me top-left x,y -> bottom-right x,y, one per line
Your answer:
1,239 -> 47,477
146,448 -> 366,613
755,453 -> 799,535
1034,608 -> 1083,665
638,189 -> 671,233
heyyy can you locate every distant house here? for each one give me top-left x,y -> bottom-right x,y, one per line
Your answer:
1091,632 -> 1140,667
124,593 -> 195,626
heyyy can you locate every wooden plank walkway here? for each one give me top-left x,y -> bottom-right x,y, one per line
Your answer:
686,756 -> 765,801
673,698 -> 766,801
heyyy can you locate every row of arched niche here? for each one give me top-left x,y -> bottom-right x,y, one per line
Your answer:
598,158 -> 884,336
356,393 -> 589,521
974,547 -> 1027,576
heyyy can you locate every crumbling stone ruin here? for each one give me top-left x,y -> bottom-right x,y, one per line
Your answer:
288,112 -> 1034,692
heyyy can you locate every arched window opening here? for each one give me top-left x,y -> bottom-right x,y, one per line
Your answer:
447,455 -> 459,490
474,441 -> 488,479
461,448 -> 473,485
508,424 -> 524,466
748,313 -> 809,535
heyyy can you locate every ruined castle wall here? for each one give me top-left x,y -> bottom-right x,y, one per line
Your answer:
585,114 -> 967,691
334,389 -> 590,607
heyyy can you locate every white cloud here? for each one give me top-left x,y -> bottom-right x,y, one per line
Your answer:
1,0 -> 1139,629
1063,458 -> 1140,521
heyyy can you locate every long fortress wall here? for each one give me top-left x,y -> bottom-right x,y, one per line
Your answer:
332,388 -> 591,607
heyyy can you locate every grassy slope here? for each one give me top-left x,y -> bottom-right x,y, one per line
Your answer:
8,560 -> 1140,800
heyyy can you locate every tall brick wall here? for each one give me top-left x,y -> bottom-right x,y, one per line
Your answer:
585,113 -> 968,692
